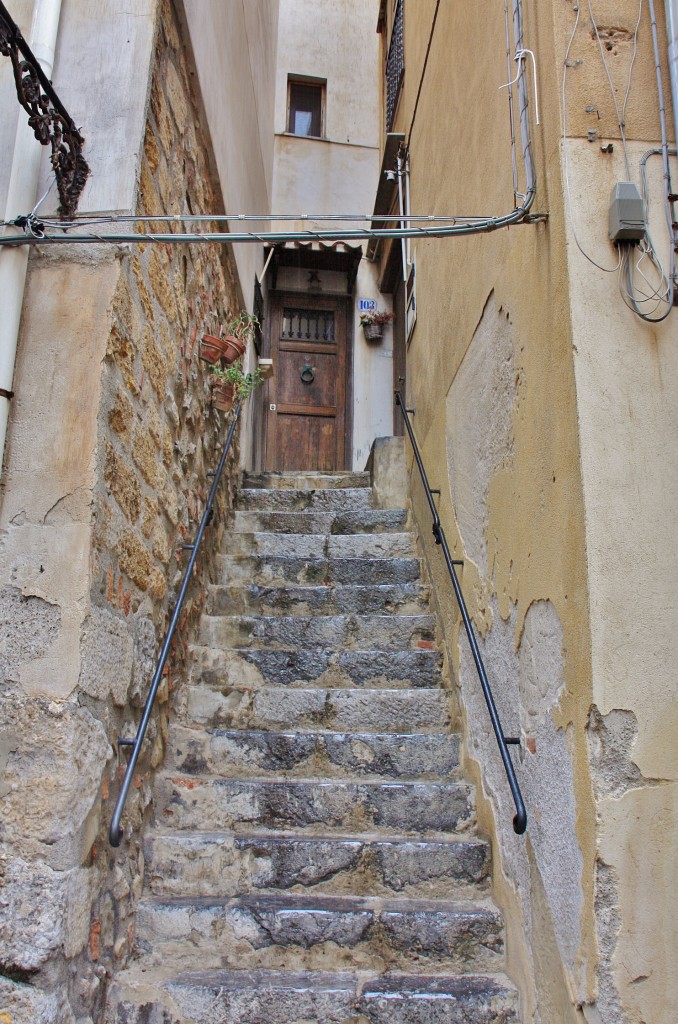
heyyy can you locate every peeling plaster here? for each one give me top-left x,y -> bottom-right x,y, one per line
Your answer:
446,293 -> 516,580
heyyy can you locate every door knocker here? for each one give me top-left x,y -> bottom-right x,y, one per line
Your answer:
300,364 -> 315,384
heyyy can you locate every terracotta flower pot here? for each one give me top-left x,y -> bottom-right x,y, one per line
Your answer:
211,380 -> 236,411
220,336 -> 247,364
200,334 -> 247,365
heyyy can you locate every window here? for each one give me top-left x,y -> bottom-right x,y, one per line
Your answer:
385,0 -> 404,131
288,78 -> 325,137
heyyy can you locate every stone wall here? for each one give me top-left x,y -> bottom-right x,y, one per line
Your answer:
0,2 -> 245,1020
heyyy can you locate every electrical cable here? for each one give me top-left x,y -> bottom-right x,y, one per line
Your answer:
562,4 -> 622,273
407,0 -> 441,147
587,0 -> 634,180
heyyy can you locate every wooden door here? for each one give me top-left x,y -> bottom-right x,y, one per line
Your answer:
265,293 -> 351,471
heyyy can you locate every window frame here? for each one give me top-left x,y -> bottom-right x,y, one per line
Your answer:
286,75 -> 326,139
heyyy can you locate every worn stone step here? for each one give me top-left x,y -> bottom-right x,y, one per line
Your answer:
230,508 -> 409,535
108,968 -> 519,1024
168,726 -> 460,780
144,831 -> 491,900
198,612 -> 436,652
135,893 -> 505,974
243,471 -> 371,490
155,776 -> 475,835
183,686 -> 451,734
189,645 -> 443,690
223,532 -> 416,559
216,554 -> 423,586
237,486 -> 374,512
206,582 -> 431,617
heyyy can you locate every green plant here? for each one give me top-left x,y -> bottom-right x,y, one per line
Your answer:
210,361 -> 263,400
224,310 -> 260,341
359,309 -> 394,326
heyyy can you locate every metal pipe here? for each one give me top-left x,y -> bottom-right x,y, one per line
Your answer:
110,402 -> 242,847
396,153 -> 408,283
666,0 -> 678,150
0,0 -> 62,483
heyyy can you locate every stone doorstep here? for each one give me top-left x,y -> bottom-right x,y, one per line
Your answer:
206,582 -> 431,617
216,554 -> 424,586
155,776 -> 476,835
182,685 -> 451,734
143,832 -> 491,900
236,487 -> 375,512
242,471 -> 371,490
108,968 -> 520,1024
197,612 -> 436,651
229,508 -> 409,535
188,645 -> 444,690
167,726 -> 461,781
134,892 -> 505,974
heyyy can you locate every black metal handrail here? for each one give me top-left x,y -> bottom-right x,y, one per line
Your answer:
109,400 -> 242,847
395,391 -> 527,834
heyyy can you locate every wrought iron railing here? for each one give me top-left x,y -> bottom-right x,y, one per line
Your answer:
0,0 -> 89,218
385,0 -> 404,131
395,391 -> 527,834
109,401 -> 242,847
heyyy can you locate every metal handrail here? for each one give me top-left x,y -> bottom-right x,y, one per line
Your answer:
109,400 -> 242,847
395,391 -> 527,834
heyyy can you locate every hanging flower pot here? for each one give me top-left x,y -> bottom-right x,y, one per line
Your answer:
362,322 -> 384,343
360,308 -> 394,344
210,379 -> 236,411
200,334 -> 229,364
220,335 -> 247,364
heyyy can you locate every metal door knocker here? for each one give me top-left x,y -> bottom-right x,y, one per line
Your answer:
300,364 -> 315,384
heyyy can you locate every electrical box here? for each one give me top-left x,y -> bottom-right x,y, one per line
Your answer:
608,182 -> 645,242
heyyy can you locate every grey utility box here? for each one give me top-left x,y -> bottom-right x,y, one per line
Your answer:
608,181 -> 645,242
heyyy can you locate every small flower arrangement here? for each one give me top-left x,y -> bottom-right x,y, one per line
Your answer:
359,309 -> 395,326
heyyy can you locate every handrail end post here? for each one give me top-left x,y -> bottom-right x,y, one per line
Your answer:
109,821 -> 123,848
512,808 -> 527,835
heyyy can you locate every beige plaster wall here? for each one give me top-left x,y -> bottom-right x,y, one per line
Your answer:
183,0 -> 279,311
378,0 -> 677,1021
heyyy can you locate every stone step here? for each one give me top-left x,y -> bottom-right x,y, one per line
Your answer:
216,554 -> 423,586
189,645 -> 443,690
230,508 -> 409,535
236,486 -> 374,512
108,968 -> 519,1024
168,726 -> 460,780
223,532 -> 416,559
198,612 -> 436,652
155,776 -> 475,835
243,471 -> 371,490
206,582 -> 431,617
183,686 -> 451,734
135,893 -> 505,974
144,832 -> 491,900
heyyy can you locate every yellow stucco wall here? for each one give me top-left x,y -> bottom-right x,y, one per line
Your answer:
380,1 -> 677,1021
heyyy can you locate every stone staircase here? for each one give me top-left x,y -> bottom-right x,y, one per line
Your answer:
106,471 -> 520,1024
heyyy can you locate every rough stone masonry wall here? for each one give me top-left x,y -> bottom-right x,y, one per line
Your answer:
0,2 -> 243,1021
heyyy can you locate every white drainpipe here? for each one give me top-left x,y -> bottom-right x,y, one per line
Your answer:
0,0 -> 63,482
667,0 -> 678,149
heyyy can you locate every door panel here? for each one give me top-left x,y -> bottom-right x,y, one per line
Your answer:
266,294 -> 350,472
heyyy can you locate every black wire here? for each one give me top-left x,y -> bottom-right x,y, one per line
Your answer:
407,0 -> 441,148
